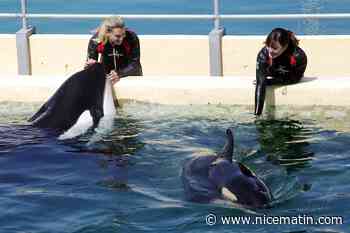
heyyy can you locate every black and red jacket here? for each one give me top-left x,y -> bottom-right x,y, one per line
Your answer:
87,29 -> 143,77
256,45 -> 307,84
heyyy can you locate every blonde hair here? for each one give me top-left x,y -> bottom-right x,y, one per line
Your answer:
98,16 -> 125,44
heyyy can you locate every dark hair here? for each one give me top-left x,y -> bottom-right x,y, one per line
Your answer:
264,28 -> 299,49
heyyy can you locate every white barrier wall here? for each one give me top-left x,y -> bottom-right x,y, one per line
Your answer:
1,75 -> 350,106
28,35 -> 210,76
222,36 -> 350,77
0,34 -> 350,77
0,35 -> 17,75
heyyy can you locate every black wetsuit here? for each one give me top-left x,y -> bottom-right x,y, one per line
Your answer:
87,29 -> 143,77
254,45 -> 307,115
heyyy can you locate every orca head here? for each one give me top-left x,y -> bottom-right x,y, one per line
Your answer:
208,158 -> 272,208
29,63 -> 113,139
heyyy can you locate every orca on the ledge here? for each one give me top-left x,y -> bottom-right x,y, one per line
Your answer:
182,128 -> 272,208
28,63 -> 107,133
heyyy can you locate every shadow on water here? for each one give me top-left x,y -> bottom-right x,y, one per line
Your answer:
246,117 -> 319,208
0,116 -> 145,159
0,109 -> 149,232
61,117 -> 145,157
0,124 -> 59,153
0,101 -> 145,159
255,118 -> 315,172
0,112 -> 146,191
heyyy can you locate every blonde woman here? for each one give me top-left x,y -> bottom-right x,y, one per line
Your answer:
85,16 -> 143,84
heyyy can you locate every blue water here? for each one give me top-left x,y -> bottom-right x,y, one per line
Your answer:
1,0 -> 350,34
0,102 -> 350,233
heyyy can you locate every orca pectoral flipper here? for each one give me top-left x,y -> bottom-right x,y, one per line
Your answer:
90,106 -> 104,128
89,76 -> 105,128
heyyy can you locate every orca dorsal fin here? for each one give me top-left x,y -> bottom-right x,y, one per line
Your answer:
218,128 -> 234,162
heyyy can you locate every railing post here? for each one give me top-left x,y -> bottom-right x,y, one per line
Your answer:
21,0 -> 27,29
16,0 -> 35,75
209,0 -> 225,76
213,0 -> 220,30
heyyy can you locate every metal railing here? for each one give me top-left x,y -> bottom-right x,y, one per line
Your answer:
1,0 -> 350,75
3,13 -> 350,20
1,0 -> 350,30
4,12 -> 350,24
2,13 -> 350,27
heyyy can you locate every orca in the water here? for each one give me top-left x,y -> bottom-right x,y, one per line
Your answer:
182,128 -> 272,208
28,63 -> 108,133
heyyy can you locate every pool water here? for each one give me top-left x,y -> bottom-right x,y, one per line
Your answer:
0,101 -> 349,233
1,0 -> 350,35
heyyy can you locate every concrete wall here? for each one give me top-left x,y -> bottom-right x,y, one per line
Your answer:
1,34 -> 350,77
1,75 -> 350,107
30,35 -> 88,76
28,35 -> 210,76
0,35 -> 18,75
222,35 -> 350,77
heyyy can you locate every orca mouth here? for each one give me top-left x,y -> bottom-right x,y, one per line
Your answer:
238,162 -> 273,204
238,162 -> 256,178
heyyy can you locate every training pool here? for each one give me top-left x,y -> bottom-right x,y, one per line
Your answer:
0,101 -> 349,233
1,0 -> 350,35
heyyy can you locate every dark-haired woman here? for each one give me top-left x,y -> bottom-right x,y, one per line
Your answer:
254,28 -> 307,116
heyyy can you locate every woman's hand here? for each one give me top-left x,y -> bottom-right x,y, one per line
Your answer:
253,76 -> 274,85
85,59 -> 97,69
107,70 -> 120,85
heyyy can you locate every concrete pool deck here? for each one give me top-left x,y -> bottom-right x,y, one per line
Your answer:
0,75 -> 349,107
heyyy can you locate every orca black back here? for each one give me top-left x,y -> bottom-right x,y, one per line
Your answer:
29,64 -> 106,132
